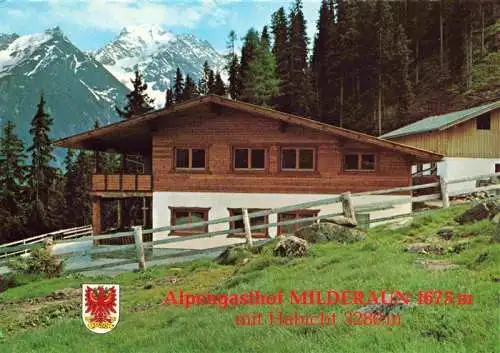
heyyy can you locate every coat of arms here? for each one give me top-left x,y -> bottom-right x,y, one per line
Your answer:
82,284 -> 120,333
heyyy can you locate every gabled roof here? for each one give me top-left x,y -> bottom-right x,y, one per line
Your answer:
54,94 -> 442,162
380,100 -> 500,139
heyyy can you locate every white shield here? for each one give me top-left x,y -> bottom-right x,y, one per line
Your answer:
82,284 -> 120,333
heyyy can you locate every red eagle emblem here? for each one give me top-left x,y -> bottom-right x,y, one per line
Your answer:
84,286 -> 117,323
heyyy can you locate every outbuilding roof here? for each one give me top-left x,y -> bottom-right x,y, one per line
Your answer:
380,100 -> 500,139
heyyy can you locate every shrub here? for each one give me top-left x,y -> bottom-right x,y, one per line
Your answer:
7,248 -> 63,278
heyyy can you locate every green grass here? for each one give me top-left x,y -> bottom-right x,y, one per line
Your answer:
0,204 -> 499,353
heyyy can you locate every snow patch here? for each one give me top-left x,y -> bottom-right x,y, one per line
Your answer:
0,32 -> 52,74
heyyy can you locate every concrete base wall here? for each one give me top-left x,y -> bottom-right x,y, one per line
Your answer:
152,192 -> 411,242
437,158 -> 499,195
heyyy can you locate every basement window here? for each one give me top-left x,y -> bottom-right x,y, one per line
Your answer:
278,210 -> 319,235
175,148 -> 206,170
170,208 -> 209,235
228,208 -> 269,238
476,113 -> 491,130
281,148 -> 315,171
343,153 -> 376,171
234,148 -> 266,170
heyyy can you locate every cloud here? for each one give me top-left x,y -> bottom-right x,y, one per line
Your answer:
44,0 -> 233,31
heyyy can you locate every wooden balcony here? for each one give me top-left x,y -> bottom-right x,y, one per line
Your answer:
92,174 -> 152,192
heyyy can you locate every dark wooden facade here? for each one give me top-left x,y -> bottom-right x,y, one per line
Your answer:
151,104 -> 415,194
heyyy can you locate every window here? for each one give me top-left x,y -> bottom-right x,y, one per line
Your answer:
170,208 -> 209,235
476,113 -> 491,130
496,164 -> 500,173
343,153 -> 376,171
228,209 -> 269,238
278,210 -> 319,235
233,148 -> 266,170
281,148 -> 315,171
175,148 -> 206,170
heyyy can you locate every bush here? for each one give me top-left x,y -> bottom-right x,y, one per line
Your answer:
7,248 -> 63,278
0,273 -> 18,293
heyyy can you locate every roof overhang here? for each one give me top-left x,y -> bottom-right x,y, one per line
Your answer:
54,95 -> 443,162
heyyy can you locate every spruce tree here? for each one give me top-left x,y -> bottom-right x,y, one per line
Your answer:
183,75 -> 197,101
448,0 -> 474,89
63,148 -> 76,226
174,68 -> 184,103
199,61 -> 211,95
391,23 -> 413,126
239,28 -> 260,100
0,121 -> 27,241
227,54 -> 241,99
165,88 -> 174,108
312,0 -> 335,122
213,71 -> 226,96
333,0 -> 361,127
287,0 -> 310,116
207,69 -> 215,94
241,26 -> 279,106
271,7 -> 290,111
224,31 -> 241,99
28,94 -> 54,206
116,69 -> 154,119
27,94 -> 55,232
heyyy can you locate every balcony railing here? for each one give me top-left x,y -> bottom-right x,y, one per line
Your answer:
92,174 -> 152,192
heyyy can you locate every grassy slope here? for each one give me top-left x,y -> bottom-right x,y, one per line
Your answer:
0,204 -> 499,353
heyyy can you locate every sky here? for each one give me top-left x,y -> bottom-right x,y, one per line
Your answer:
0,0 -> 322,52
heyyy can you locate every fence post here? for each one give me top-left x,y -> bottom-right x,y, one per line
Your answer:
440,177 -> 450,208
42,237 -> 54,255
23,239 -> 27,255
133,226 -> 146,270
242,208 -> 253,247
341,191 -> 357,225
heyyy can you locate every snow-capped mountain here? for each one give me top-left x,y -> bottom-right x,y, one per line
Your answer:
94,25 -> 225,108
0,27 -> 129,162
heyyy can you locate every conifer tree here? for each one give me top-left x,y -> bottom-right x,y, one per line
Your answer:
448,0 -> 474,89
183,75 -> 198,101
174,67 -> 184,102
207,69 -> 215,94
165,88 -> 174,108
27,94 -> 56,232
271,7 -> 290,111
312,0 -> 334,122
199,61 -> 211,95
213,71 -> 226,96
287,0 -> 310,116
115,69 -> 154,119
227,55 -> 241,99
239,28 -> 260,100
391,23 -> 413,126
28,94 -> 54,206
0,121 -> 27,241
241,26 -> 279,106
63,148 -> 76,225
333,0 -> 361,127
224,31 -> 241,99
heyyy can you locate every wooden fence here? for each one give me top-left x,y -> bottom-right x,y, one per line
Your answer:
0,225 -> 92,259
1,173 -> 498,273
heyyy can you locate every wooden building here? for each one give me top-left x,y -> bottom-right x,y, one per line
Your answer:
55,95 -> 441,239
381,100 -> 500,194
